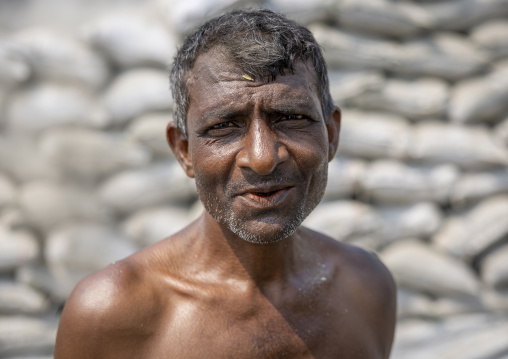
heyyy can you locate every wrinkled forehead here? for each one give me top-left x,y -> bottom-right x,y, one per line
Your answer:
186,46 -> 320,97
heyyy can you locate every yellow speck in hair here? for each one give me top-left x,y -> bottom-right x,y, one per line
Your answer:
242,74 -> 254,81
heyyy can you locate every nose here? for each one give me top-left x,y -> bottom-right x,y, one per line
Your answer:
236,119 -> 289,175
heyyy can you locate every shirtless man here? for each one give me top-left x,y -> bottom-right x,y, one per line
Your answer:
55,9 -> 396,358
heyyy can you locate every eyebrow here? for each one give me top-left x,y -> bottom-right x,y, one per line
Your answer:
200,107 -> 251,123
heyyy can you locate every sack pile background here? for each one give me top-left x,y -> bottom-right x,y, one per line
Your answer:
1,0 -> 508,357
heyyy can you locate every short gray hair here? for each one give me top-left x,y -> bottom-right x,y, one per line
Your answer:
169,8 -> 334,137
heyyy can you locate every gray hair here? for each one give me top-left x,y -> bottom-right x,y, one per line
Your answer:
169,8 -> 334,137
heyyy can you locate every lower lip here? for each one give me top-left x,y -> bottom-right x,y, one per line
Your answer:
238,188 -> 293,209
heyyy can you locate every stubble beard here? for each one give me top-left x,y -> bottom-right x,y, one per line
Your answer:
194,168 -> 328,245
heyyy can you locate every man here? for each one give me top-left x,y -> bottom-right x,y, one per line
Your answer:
55,9 -> 396,358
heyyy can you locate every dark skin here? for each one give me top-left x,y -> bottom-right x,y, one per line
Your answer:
55,47 -> 396,358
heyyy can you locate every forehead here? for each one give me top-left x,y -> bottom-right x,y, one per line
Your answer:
186,47 -> 321,112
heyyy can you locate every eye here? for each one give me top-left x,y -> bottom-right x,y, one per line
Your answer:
281,114 -> 306,121
211,121 -> 235,130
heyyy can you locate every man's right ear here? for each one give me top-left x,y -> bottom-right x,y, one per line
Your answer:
166,122 -> 195,178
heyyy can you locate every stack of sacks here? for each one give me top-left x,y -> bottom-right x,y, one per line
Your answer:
0,0 -> 507,357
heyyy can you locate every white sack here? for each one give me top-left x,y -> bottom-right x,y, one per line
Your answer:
323,156 -> 366,201
0,42 -> 30,85
160,0 -> 261,35
0,316 -> 56,357
0,227 -> 38,272
99,162 -> 197,214
471,20 -> 508,59
126,113 -> 174,159
433,195 -> 508,261
0,281 -> 48,315
407,122 -> 508,170
350,78 -> 449,119
481,244 -> 508,290
392,315 -> 508,359
6,28 -> 109,89
380,239 -> 480,297
449,68 -> 508,124
39,128 -> 150,182
0,135 -> 57,183
19,181 -> 112,232
450,170 -> 508,206
82,11 -> 177,68
6,82 -> 109,132
359,160 -> 459,204
309,24 -> 403,70
122,206 -> 194,247
0,175 -> 16,209
378,202 -> 443,243
336,0 -> 431,38
103,69 -> 172,125
397,32 -> 488,80
45,223 -> 138,281
267,0 -> 338,24
421,0 -> 508,31
338,109 -> 409,159
303,200 -> 382,242
495,117 -> 508,146
328,70 -> 384,104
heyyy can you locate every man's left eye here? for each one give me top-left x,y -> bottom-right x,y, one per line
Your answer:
281,114 -> 305,121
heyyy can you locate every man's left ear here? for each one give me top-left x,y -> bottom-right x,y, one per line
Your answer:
325,107 -> 341,162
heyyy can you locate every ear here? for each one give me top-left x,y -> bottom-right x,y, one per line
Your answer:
325,107 -> 341,162
166,122 -> 195,178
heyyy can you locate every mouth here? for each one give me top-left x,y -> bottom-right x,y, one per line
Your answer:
238,186 -> 294,208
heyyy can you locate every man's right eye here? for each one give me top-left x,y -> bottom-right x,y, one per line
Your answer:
211,121 -> 235,130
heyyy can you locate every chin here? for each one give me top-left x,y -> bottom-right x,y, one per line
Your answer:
223,208 -> 307,245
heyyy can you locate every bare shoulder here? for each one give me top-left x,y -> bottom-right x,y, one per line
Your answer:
54,252 -> 160,358
304,227 -> 396,295
303,227 -> 397,357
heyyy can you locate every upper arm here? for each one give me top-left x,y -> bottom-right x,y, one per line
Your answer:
54,262 -> 151,359
54,273 -> 115,358
351,249 -> 397,359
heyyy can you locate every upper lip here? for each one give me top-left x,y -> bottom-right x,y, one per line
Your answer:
236,184 -> 294,196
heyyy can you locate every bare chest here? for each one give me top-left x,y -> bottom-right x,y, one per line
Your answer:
137,298 -> 381,359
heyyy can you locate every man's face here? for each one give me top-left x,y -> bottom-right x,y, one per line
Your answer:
173,48 -> 339,244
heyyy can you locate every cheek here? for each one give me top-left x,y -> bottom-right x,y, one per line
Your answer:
290,132 -> 329,169
190,140 -> 239,183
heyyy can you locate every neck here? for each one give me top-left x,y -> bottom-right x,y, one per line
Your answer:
193,211 -> 302,287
